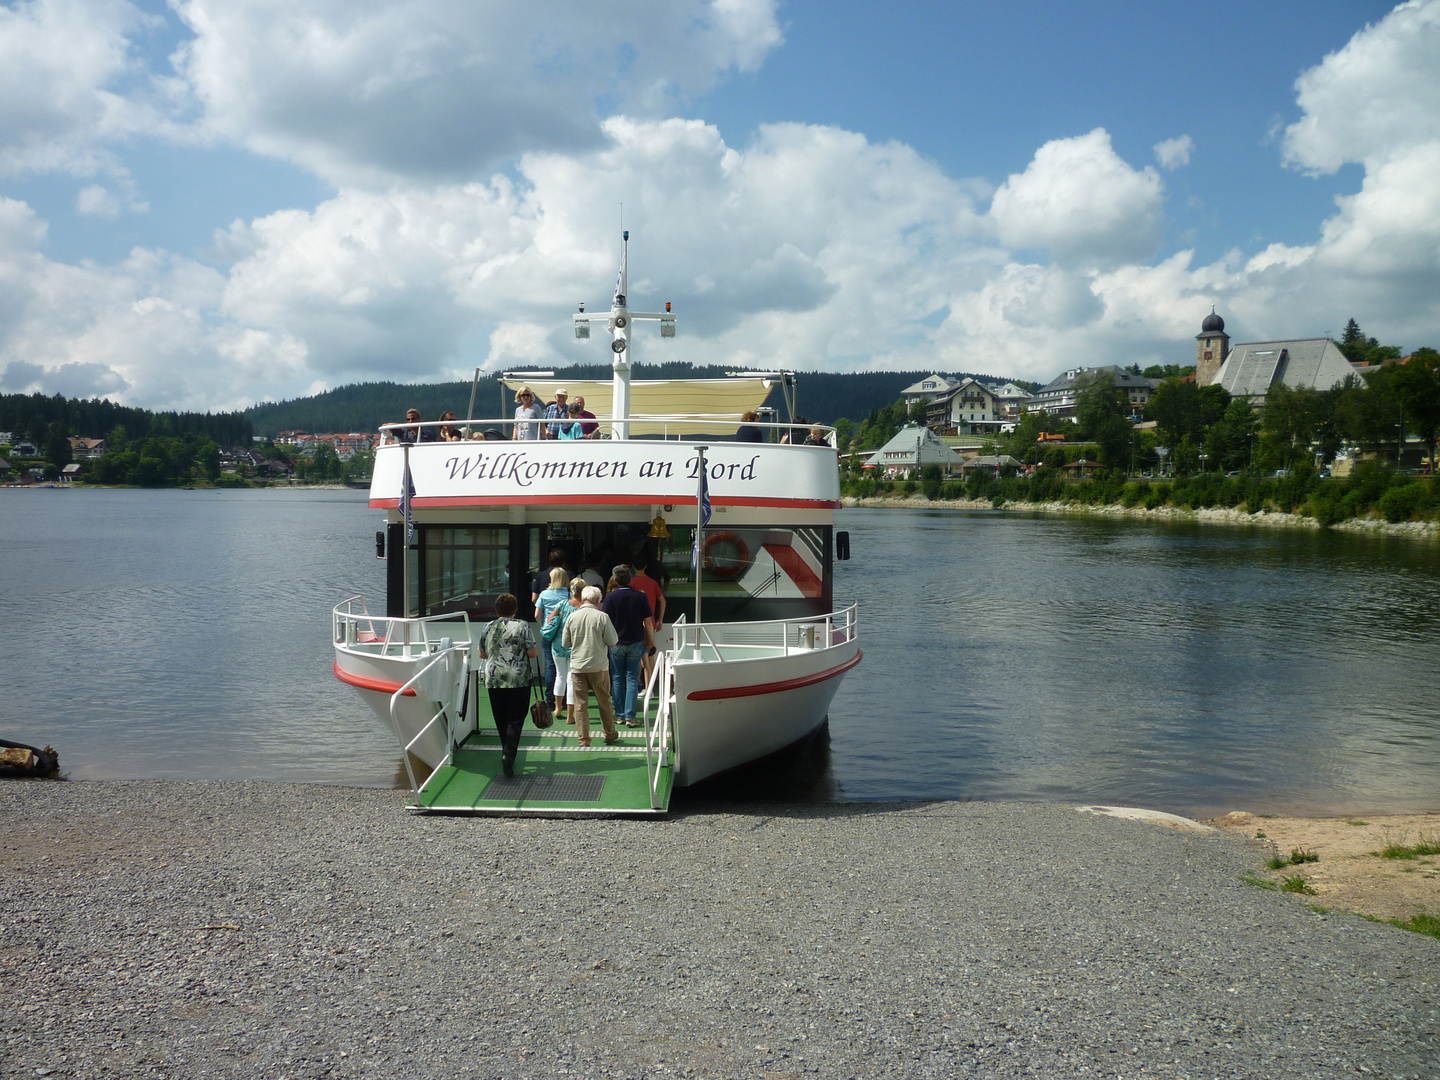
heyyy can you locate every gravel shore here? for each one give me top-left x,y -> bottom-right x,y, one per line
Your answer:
4,781 -> 1437,1079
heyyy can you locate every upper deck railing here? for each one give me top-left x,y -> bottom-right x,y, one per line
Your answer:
378,417 -> 838,446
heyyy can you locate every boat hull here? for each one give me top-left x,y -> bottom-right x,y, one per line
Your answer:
668,642 -> 860,786
334,633 -> 859,788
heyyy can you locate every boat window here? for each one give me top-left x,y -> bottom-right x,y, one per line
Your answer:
657,524 -> 832,623
422,526 -> 510,619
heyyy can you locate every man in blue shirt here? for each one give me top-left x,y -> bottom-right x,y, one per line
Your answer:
542,388 -> 570,439
601,565 -> 655,725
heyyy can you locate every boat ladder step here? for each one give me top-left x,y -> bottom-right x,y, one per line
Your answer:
412,730 -> 674,815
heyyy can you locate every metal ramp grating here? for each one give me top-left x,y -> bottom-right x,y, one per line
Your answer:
479,773 -> 606,802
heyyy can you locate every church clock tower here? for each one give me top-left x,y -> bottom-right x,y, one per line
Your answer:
1195,308 -> 1229,386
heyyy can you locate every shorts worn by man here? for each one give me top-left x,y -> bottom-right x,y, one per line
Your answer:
561,586 -> 620,746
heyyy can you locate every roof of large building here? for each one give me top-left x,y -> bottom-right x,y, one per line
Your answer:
899,374 -> 959,399
1213,338 -> 1354,399
863,425 -> 963,468
1030,365 -> 1156,400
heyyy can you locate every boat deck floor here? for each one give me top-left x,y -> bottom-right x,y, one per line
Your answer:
414,710 -> 673,816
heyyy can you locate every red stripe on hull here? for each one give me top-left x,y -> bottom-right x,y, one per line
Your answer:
686,649 -> 862,701
333,658 -> 416,696
370,494 -> 841,510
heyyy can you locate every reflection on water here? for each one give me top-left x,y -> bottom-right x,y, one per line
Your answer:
826,508 -> 1440,817
3,492 -> 1438,816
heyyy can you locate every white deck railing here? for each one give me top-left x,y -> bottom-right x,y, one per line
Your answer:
377,417 -> 837,445
668,603 -> 858,663
333,596 -> 471,657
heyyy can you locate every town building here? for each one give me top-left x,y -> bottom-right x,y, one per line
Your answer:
926,378 -> 1004,436
862,425 -> 963,478
1193,310 -> 1355,403
1026,366 -> 1156,418
67,437 -> 106,459
899,374 -> 959,407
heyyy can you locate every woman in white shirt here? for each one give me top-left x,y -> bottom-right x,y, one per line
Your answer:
513,387 -> 544,440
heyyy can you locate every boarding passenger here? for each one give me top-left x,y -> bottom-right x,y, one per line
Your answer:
532,548 -> 567,605
579,553 -> 605,590
513,387 -> 543,440
477,593 -> 538,777
562,586 -> 620,746
541,580 -> 584,725
602,565 -> 655,727
542,388 -> 570,438
534,566 -> 571,718
632,552 -> 667,684
735,411 -> 764,443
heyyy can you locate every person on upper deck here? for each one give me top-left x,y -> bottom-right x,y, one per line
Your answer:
735,411 -> 764,443
513,387 -> 543,440
387,408 -> 423,444
804,425 -> 830,447
542,388 -> 570,438
572,395 -> 599,438
557,400 -> 586,440
437,411 -> 462,441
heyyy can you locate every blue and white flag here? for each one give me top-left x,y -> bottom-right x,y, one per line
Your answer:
691,462 -> 712,572
401,453 -> 415,544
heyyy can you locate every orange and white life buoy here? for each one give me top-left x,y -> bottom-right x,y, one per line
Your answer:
701,531 -> 750,577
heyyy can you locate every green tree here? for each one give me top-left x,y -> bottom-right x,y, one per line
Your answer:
1390,348 -> 1440,470
45,421 -> 72,471
1072,371 -> 1133,468
198,440 -> 222,480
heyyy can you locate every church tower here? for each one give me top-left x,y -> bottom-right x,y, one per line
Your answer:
1195,308 -> 1229,386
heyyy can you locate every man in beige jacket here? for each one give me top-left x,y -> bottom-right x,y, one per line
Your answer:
561,586 -> 620,746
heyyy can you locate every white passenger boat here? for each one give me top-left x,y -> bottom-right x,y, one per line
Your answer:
332,235 -> 859,813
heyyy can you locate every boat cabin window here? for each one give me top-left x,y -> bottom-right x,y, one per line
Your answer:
422,526 -> 509,620
391,521 -> 832,624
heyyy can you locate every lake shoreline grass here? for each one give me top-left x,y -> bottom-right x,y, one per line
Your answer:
843,493 -> 1440,539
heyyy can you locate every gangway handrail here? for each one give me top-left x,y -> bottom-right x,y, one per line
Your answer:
334,600 -> 472,659
389,644 -> 469,801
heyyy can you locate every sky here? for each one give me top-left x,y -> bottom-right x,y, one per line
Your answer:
1,0 -> 1438,412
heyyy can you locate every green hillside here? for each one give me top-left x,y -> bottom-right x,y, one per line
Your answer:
244,365 -> 1026,437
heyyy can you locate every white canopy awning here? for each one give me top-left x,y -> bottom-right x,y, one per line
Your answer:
497,377 -> 773,437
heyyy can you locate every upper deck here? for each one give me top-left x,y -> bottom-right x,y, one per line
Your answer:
369,425 -> 842,515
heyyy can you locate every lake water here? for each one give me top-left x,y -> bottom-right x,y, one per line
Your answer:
3,488 -> 1438,817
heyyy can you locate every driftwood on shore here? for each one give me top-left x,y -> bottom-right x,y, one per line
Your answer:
0,738 -> 60,778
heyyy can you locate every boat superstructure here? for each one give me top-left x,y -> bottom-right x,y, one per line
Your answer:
332,234 -> 859,814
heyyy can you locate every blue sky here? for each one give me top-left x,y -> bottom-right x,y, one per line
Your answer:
1,0 -> 1436,411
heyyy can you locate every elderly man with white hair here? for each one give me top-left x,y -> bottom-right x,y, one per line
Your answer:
560,585 -> 620,746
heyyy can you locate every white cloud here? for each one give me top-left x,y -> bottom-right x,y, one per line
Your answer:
1154,135 -> 1193,170
171,0 -> 784,186
76,184 -> 121,218
1283,0 -> 1440,175
989,128 -> 1164,269
0,0 -> 172,179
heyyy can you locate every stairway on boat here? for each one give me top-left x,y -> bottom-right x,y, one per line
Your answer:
414,715 -> 674,816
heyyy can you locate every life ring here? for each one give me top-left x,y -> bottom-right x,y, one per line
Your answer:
702,532 -> 750,577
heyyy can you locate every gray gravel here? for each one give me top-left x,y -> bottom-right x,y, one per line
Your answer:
3,781 -> 1437,1079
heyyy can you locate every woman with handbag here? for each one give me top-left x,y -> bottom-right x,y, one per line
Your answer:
477,593 -> 538,777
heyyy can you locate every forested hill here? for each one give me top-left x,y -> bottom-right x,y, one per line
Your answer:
244,365 -> 1017,436
1,392 -> 252,447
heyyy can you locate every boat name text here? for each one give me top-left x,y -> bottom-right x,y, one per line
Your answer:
442,451 -> 760,489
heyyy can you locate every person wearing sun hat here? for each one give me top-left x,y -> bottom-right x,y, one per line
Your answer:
542,387 -> 570,439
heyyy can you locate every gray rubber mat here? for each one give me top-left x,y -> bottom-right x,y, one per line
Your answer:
479,773 -> 606,801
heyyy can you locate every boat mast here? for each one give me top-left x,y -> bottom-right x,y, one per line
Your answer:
573,231 -> 676,440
